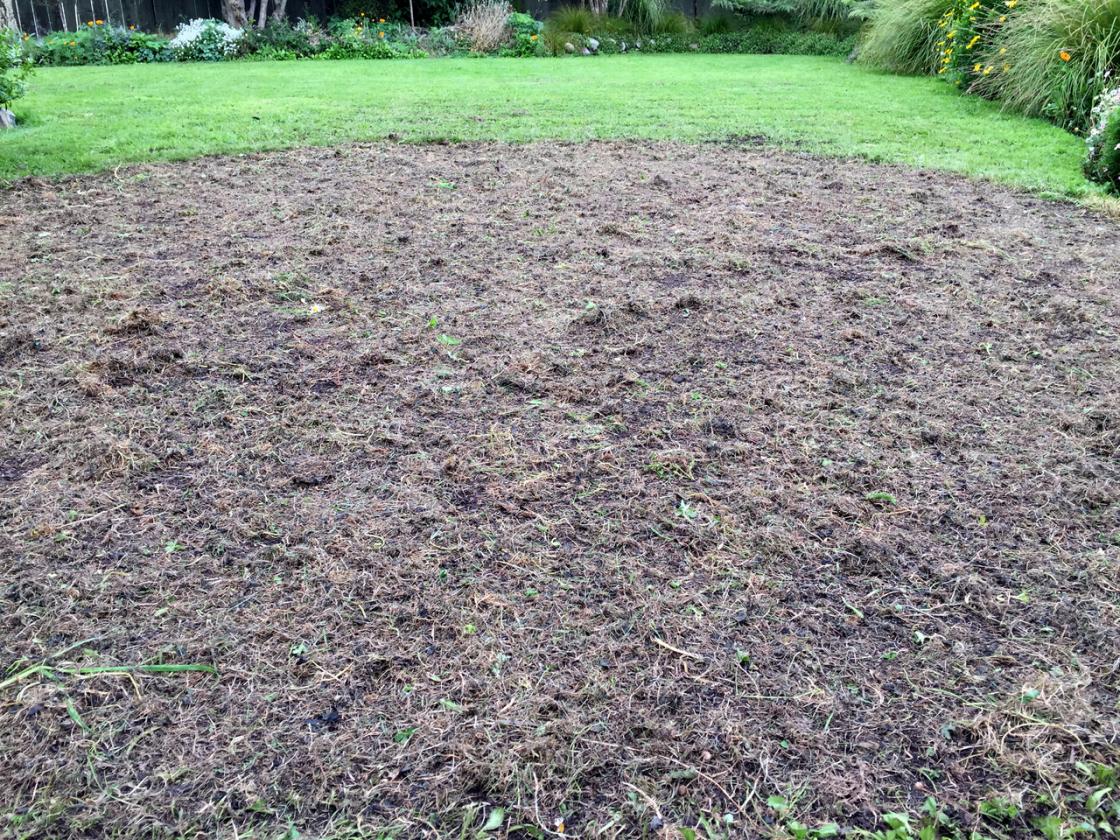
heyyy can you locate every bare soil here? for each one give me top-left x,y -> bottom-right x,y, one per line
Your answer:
1,142 -> 1119,838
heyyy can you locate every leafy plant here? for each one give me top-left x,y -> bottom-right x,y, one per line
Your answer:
0,28 -> 33,109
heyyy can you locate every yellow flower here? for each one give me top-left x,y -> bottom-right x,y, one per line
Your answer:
378,17 -> 385,22
999,46 -> 1006,54
530,33 -> 537,40
967,34 -> 980,48
1059,50 -> 1071,61
1006,0 -> 1016,7
998,14 -> 1006,21
378,30 -> 385,37
983,65 -> 992,74
87,19 -> 94,25
95,18 -> 103,23
1002,62 -> 1010,71
947,29 -> 955,38
973,62 -> 981,71
969,1 -> 979,8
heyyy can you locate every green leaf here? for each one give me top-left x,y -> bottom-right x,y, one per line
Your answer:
767,794 -> 790,812
480,807 -> 504,832
437,334 -> 462,346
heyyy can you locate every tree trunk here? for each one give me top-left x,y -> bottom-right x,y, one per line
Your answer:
255,0 -> 267,29
270,0 -> 286,24
0,0 -> 17,31
221,0 -> 247,27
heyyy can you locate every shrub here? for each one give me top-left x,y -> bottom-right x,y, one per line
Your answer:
499,11 -> 542,56
455,0 -> 513,52
1,28 -> 33,109
699,10 -> 743,34
857,0 -> 955,74
29,23 -> 172,65
971,0 -> 1120,132
1085,86 -> 1120,190
171,18 -> 243,61
239,19 -> 319,57
699,25 -> 853,54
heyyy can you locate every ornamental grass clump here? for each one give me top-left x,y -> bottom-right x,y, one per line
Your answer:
455,0 -> 513,52
858,0 -> 956,74
971,0 -> 1120,131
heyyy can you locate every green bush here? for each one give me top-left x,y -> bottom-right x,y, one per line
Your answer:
1,28 -> 33,109
699,11 -> 744,34
29,23 -> 172,65
499,12 -> 543,56
1085,86 -> 1120,190
239,20 -> 320,58
699,25 -> 853,54
857,0 -> 955,74
971,0 -> 1120,132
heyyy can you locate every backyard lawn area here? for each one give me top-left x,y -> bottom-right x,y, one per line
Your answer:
0,54 -> 1090,192
2,48 -> 1120,840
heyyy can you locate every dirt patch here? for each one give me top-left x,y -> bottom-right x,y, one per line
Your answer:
1,141 -> 1119,837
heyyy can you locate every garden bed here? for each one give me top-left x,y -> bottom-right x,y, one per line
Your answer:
1,141 -> 1119,837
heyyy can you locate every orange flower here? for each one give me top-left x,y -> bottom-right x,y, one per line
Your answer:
378,17 -> 385,22
95,18 -> 103,23
1059,50 -> 1071,61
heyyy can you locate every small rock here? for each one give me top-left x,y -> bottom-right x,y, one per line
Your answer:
0,109 -> 14,130
690,42 -> 699,50
619,40 -> 626,51
587,37 -> 599,52
581,47 -> 591,55
564,41 -> 575,53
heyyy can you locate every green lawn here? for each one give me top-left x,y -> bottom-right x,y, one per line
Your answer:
0,54 -> 1091,191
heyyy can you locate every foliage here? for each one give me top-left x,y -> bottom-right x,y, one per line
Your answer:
499,12 -> 542,56
619,0 -> 669,35
548,5 -> 596,35
171,18 -> 244,61
238,19 -> 321,58
858,0 -> 955,74
29,22 -> 172,65
700,26 -> 854,55
0,28 -> 33,109
970,0 -> 1120,132
699,10 -> 744,35
319,19 -> 422,57
1085,85 -> 1120,190
931,0 -> 1004,83
455,0 -> 513,52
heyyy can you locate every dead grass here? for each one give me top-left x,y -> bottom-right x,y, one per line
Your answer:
1,141 -> 1119,838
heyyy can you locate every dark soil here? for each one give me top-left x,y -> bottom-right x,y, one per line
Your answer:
1,141 -> 1119,838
